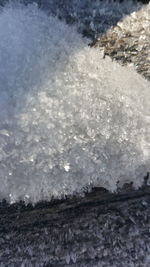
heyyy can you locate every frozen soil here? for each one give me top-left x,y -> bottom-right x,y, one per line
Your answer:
0,186 -> 150,266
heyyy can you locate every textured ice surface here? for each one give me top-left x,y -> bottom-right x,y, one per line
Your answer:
0,3 -> 149,203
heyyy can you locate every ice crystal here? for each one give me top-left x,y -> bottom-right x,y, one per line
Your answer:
0,3 -> 149,203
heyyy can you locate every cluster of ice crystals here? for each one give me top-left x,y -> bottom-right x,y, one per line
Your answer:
117,2 -> 150,32
95,2 -> 150,80
40,0 -> 142,38
114,3 -> 150,64
0,3 -> 149,203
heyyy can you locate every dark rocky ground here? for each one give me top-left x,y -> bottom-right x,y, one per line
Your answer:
0,184 -> 150,266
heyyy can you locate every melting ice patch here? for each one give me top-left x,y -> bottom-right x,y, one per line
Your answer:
0,3 -> 149,203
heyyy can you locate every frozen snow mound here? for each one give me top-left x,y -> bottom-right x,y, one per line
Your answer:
0,3 -> 149,203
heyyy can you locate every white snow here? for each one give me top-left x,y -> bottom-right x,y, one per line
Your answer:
0,3 -> 149,203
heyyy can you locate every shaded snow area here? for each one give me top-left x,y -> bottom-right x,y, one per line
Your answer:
40,0 -> 142,38
0,3 -> 149,203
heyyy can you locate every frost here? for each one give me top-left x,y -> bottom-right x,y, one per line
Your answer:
40,0 -> 142,38
0,3 -> 149,203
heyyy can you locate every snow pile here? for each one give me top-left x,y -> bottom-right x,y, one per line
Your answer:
0,3 -> 149,203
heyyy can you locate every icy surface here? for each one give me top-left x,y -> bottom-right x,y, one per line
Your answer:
0,3 -> 149,203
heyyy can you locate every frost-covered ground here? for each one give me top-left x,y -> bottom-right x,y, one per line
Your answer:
0,192 -> 150,266
95,2 -> 150,80
0,2 -> 149,203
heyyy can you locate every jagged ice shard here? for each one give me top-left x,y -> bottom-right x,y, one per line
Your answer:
0,3 -> 149,203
